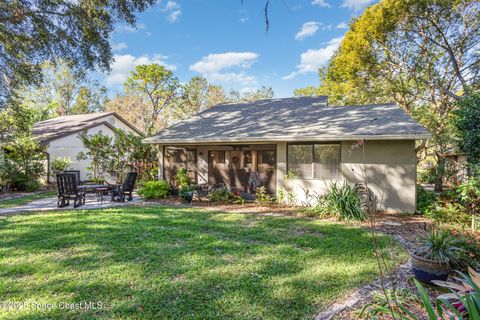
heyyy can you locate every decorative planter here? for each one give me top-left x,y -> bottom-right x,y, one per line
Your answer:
411,252 -> 450,283
181,191 -> 194,203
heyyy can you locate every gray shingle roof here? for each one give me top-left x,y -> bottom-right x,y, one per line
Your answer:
143,97 -> 430,144
33,112 -> 141,145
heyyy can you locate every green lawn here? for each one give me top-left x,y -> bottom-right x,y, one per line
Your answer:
0,191 -> 56,209
0,206 -> 406,319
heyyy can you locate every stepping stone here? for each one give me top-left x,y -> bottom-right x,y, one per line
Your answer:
383,221 -> 402,226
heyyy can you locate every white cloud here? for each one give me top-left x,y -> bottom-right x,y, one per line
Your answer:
190,52 -> 258,74
106,54 -> 176,85
115,23 -> 146,33
311,0 -> 331,7
321,24 -> 333,31
336,22 -> 348,29
240,87 -> 257,94
111,42 -> 128,52
295,22 -> 320,40
189,52 -> 259,85
162,1 -> 182,22
208,73 -> 257,85
341,0 -> 375,12
164,1 -> 180,11
168,10 -> 182,22
283,37 -> 343,80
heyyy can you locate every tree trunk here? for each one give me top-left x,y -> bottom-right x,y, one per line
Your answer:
434,156 -> 446,192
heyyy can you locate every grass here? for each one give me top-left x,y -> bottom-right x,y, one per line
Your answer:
0,191 -> 56,209
0,206 -> 407,319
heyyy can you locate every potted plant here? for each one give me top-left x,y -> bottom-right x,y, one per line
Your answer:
411,229 -> 462,283
179,185 -> 195,203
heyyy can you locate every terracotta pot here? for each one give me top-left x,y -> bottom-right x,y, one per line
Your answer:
411,252 -> 450,283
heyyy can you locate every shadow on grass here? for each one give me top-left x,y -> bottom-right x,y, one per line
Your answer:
0,206 -> 404,320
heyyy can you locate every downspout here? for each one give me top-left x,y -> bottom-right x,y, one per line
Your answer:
42,150 -> 50,184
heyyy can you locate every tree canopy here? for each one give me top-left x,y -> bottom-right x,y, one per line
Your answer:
294,0 -> 480,190
0,0 -> 155,107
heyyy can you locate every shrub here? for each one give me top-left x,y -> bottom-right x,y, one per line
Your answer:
51,157 -> 72,176
416,184 -> 436,213
255,186 -> 274,205
418,167 -> 437,184
174,168 -> 191,189
179,185 -> 195,202
209,189 -> 235,202
323,182 -> 367,221
448,229 -> 480,270
3,135 -> 45,192
425,203 -> 471,227
457,177 -> 480,216
138,180 -> 170,199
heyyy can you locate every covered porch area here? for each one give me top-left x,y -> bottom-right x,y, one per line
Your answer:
157,144 -> 277,194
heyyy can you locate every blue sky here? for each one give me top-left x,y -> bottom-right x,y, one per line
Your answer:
103,0 -> 377,97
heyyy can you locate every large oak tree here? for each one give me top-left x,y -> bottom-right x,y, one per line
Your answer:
0,0 -> 155,108
295,0 -> 480,191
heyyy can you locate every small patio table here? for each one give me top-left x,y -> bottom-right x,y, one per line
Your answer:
78,184 -> 112,203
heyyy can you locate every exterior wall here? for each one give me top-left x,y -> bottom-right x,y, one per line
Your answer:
158,139 -> 417,213
276,140 -> 417,213
47,117 -> 139,180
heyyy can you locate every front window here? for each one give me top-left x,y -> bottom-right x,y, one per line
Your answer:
287,143 -> 340,179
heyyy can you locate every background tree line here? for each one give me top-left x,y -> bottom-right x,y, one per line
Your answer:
293,0 -> 479,191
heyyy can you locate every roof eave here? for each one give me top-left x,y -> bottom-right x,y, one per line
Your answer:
142,133 -> 432,145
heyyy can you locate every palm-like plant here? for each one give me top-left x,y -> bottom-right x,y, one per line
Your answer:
416,229 -> 462,264
415,267 -> 480,319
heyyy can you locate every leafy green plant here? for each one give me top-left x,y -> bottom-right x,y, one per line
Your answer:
179,185 -> 195,202
323,182 -> 367,221
51,157 -> 72,175
416,229 -> 462,264
174,168 -> 191,189
276,170 -> 296,205
233,195 -> 246,204
418,167 -> 438,184
3,135 -> 45,192
77,131 -> 113,179
417,184 -> 436,214
448,229 -> 480,271
432,267 -> 480,319
138,180 -> 170,199
301,194 -> 328,217
414,268 -> 480,320
453,91 -> 480,166
255,186 -> 274,205
209,189 -> 235,202
426,203 -> 471,227
357,288 -> 418,319
276,187 -> 287,204
457,177 -> 480,229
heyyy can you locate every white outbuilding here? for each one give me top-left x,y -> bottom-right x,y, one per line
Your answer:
33,112 -> 141,181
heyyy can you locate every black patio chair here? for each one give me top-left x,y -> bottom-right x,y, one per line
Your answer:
62,170 -> 82,185
56,173 -> 86,208
111,172 -> 138,202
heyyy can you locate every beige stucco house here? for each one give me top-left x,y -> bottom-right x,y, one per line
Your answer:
143,97 -> 431,213
33,112 -> 141,181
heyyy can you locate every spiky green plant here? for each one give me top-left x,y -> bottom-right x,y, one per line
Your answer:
416,229 -> 462,264
323,182 -> 367,221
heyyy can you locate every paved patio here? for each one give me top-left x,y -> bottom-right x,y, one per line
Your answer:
0,193 -> 144,216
